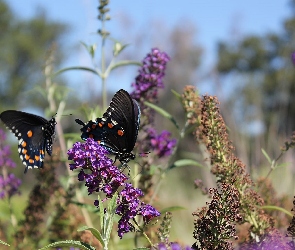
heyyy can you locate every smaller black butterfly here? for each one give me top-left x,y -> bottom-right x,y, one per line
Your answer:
0,110 -> 56,173
75,89 -> 141,166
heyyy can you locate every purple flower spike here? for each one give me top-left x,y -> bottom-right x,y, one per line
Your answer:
131,48 -> 170,102
0,173 -> 21,199
116,183 -> 160,238
292,51 -> 295,65
0,129 -> 17,169
155,242 -> 193,250
68,138 -> 161,238
148,129 -> 177,158
0,128 -> 21,199
68,138 -> 128,197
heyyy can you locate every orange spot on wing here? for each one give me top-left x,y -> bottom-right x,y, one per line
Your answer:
25,154 -> 30,160
108,123 -> 113,128
40,149 -> 45,155
117,130 -> 124,136
22,141 -> 27,147
22,149 -> 27,154
98,122 -> 103,127
29,159 -> 34,164
27,130 -> 33,137
35,155 -> 40,161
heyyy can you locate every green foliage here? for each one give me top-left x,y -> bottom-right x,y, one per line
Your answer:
0,0 -> 68,109
38,240 -> 96,250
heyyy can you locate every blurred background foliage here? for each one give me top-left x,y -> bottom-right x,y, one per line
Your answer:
0,0 -> 295,247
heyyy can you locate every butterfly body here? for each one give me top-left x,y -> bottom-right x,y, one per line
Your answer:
76,89 -> 140,166
0,110 -> 56,173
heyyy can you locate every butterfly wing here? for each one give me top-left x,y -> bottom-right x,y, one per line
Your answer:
76,89 -> 141,164
0,110 -> 56,173
97,89 -> 140,154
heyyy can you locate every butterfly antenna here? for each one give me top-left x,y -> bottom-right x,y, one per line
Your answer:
75,118 -> 86,126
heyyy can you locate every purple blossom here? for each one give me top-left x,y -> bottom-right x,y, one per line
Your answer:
148,128 -> 177,158
292,51 -> 295,65
155,243 -> 193,250
131,48 -> 170,102
116,183 -> 160,238
68,138 -> 128,198
0,128 -> 21,200
67,138 -> 160,238
0,173 -> 21,199
0,129 -> 16,168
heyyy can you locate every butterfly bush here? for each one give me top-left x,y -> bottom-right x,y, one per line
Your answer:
131,48 -> 176,157
0,128 -> 21,199
148,128 -> 177,158
67,138 -> 160,238
155,242 -> 193,250
131,47 -> 170,102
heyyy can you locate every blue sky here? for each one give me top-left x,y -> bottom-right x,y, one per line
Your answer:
8,0 -> 291,95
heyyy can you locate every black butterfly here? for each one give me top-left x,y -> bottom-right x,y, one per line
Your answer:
75,89 -> 141,166
0,110 -> 56,173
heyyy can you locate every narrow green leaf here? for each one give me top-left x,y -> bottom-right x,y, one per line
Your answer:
276,162 -> 290,169
108,192 -> 118,214
105,193 -> 118,243
78,226 -> 104,246
97,195 -> 105,230
262,205 -> 293,217
171,89 -> 182,101
38,240 -> 95,250
261,148 -> 272,164
160,206 -> 186,214
109,60 -> 141,71
144,101 -> 180,130
0,239 -> 10,246
168,159 -> 205,170
54,67 -> 100,77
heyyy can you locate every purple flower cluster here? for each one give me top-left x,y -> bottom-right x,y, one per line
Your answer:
156,242 -> 193,250
0,173 -> 21,199
292,52 -> 295,65
116,183 -> 160,238
0,128 -> 21,200
68,138 -> 128,198
67,138 -> 161,238
148,128 -> 177,158
0,129 -> 16,169
131,48 -> 170,102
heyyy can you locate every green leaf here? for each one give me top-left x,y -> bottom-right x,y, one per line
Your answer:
171,89 -> 182,101
70,201 -> 99,213
144,101 -> 180,130
105,193 -> 118,243
261,205 -> 293,217
38,240 -> 95,250
109,60 -> 141,72
78,226 -> 104,246
80,41 -> 97,58
160,206 -> 186,214
261,148 -> 272,164
0,239 -> 10,246
97,195 -> 105,230
276,162 -> 289,169
54,67 -> 100,77
168,159 -> 205,170
112,41 -> 129,56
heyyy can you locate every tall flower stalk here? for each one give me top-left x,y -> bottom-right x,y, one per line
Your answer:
0,128 -> 20,233
67,138 -> 160,245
